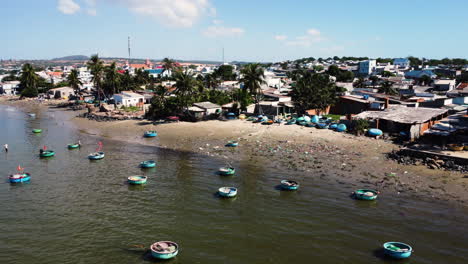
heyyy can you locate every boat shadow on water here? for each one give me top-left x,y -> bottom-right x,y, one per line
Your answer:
372,248 -> 412,263
122,247 -> 177,263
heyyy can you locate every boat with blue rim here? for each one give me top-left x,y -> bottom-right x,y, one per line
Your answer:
9,173 -> 31,183
225,141 -> 238,147
368,128 -> 383,137
128,175 -> 147,185
144,131 -> 158,138
140,160 -> 156,168
150,241 -> 179,260
88,151 -> 105,160
280,180 -> 299,190
39,150 -> 55,158
352,189 -> 379,200
218,187 -> 238,198
383,242 -> 413,259
219,167 -> 235,176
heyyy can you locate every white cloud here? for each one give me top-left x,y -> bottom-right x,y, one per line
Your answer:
57,0 -> 80,14
307,28 -> 321,36
86,8 -> 97,16
110,0 -> 215,27
274,35 -> 287,41
203,26 -> 245,37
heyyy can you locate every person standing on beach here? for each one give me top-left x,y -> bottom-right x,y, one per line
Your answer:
4,144 -> 8,152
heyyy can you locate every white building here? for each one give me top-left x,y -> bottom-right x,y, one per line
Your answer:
114,91 -> 144,107
433,79 -> 456,91
358,60 -> 377,76
393,58 -> 410,69
0,81 -> 20,95
49,86 -> 75,99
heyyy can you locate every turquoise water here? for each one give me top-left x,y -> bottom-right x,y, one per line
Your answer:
0,105 -> 467,264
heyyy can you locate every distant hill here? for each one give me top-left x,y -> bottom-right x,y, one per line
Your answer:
52,55 -> 89,61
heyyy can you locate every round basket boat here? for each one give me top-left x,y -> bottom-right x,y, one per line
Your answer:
32,129 -> 42,133
368,128 -> 383,137
39,150 -> 55,158
88,151 -> 105,160
336,124 -> 347,132
128,175 -> 147,185
150,241 -> 179,260
225,141 -> 238,147
140,160 -> 156,168
68,143 -> 80,149
280,180 -> 299,190
353,189 -> 379,200
9,173 -> 31,183
144,131 -> 158,138
383,242 -> 413,259
448,144 -> 464,151
219,167 -> 235,176
218,187 -> 238,198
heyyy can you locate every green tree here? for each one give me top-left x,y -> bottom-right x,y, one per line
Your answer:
240,63 -> 265,112
204,73 -> 220,89
419,75 -> 432,86
67,69 -> 82,96
19,63 -> 39,98
291,71 -> 344,114
327,65 -> 341,77
313,65 -> 324,72
407,56 -> 422,68
233,88 -> 253,111
381,71 -> 395,77
353,77 -> 366,88
133,68 -> 150,89
173,70 -> 197,110
369,76 -> 380,88
214,65 -> 235,81
103,62 -> 121,96
161,58 -> 175,75
378,81 -> 398,95
87,55 -> 104,100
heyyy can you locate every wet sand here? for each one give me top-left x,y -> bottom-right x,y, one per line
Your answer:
2,96 -> 468,206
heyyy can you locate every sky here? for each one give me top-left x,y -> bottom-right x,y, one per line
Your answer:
2,0 -> 468,62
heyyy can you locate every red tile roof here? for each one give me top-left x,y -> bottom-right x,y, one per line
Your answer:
457,83 -> 468,90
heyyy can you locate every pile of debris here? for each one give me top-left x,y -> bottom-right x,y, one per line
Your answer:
388,150 -> 468,172
79,104 -> 144,121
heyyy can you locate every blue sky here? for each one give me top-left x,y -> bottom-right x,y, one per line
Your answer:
2,0 -> 468,62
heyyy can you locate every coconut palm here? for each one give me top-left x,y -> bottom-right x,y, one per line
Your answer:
161,58 -> 175,76
240,63 -> 265,113
204,73 -> 219,89
378,81 -> 398,95
173,70 -> 197,110
104,62 -> 120,96
67,69 -> 82,96
353,77 -> 366,88
19,63 -> 39,98
87,54 -> 104,100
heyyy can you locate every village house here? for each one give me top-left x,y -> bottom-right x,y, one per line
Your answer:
113,91 -> 145,107
330,95 -> 386,116
432,79 -> 456,91
49,86 -> 75,99
0,81 -> 20,95
355,105 -> 448,140
188,102 -> 222,120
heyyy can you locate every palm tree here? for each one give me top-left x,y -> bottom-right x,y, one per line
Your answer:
67,69 -> 82,96
369,75 -> 379,89
161,58 -> 175,76
379,81 -> 398,95
173,70 -> 197,110
353,77 -> 366,88
19,63 -> 39,98
204,73 -> 219,89
87,55 -> 104,100
240,63 -> 265,113
104,62 -> 120,97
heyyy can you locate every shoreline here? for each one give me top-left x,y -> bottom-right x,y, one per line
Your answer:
2,96 -> 467,206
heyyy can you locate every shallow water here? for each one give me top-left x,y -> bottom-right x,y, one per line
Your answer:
0,105 -> 467,264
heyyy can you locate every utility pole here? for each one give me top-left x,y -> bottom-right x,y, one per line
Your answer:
128,36 -> 131,63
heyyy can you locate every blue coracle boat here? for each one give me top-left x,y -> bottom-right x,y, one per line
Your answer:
368,128 -> 383,137
353,189 -> 379,200
316,123 -> 329,129
128,175 -> 147,185
140,160 -> 156,168
9,173 -> 31,183
383,242 -> 413,259
218,187 -> 238,198
225,141 -> 239,147
88,151 -> 105,160
219,167 -> 235,176
144,131 -> 158,138
280,180 -> 299,190
151,241 -> 179,259
336,124 -> 347,132
329,123 -> 338,130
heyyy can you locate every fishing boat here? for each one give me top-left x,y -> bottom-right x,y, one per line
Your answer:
329,123 -> 338,130
150,241 -> 179,260
286,118 -> 296,125
140,160 -> 156,168
218,187 -> 238,198
336,124 -> 347,132
311,115 -> 319,123
32,129 -> 42,133
39,150 -> 55,158
383,242 -> 413,259
352,189 -> 379,200
226,112 -> 236,120
280,180 -> 299,190
144,131 -> 158,138
305,122 -> 315,127
297,121 -> 308,126
246,116 -> 257,122
225,141 -> 238,147
167,116 -> 179,122
448,144 -> 464,151
67,143 -> 80,149
9,173 -> 31,183
238,114 -> 247,120
316,123 -> 329,129
219,167 -> 235,176
28,113 -> 36,118
88,151 -> 105,160
368,128 -> 383,137
262,120 -> 274,125
127,175 -> 147,185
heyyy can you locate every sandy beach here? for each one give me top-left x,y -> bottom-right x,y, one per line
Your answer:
2,96 -> 468,206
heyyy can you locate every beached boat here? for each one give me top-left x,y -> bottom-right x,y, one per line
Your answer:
383,242 -> 413,259
144,131 -> 158,138
225,141 -> 238,147
9,173 -> 31,183
352,189 -> 379,200
305,123 -> 316,127
448,144 -> 464,151
286,118 -> 296,125
28,113 -> 36,118
297,121 -> 308,126
280,180 -> 299,190
226,112 -> 236,120
39,150 -> 55,158
368,128 -> 383,137
262,120 -> 274,125
32,129 -> 42,133
311,115 -> 319,123
67,143 -> 80,149
127,175 -> 147,185
336,124 -> 347,132
316,123 -> 329,129
219,167 -> 235,176
150,241 -> 179,260
88,151 -> 105,160
246,116 -> 257,121
140,160 -> 156,168
239,114 -> 247,120
167,116 -> 179,122
329,123 -> 338,130
218,187 -> 238,198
